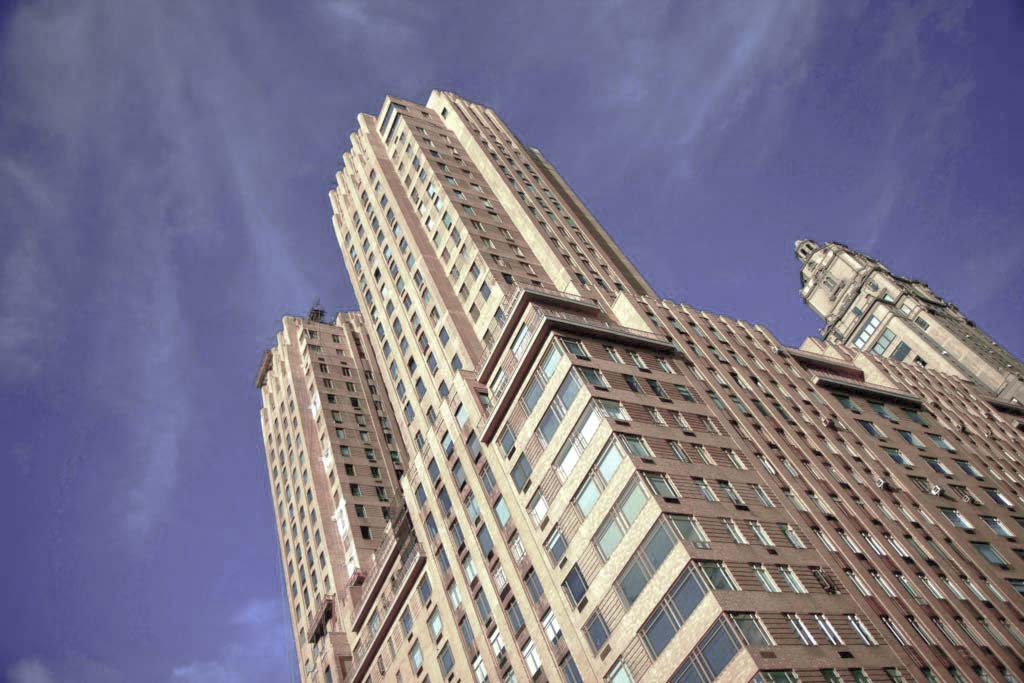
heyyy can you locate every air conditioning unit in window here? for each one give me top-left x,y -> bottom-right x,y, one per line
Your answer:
821,416 -> 837,429
875,478 -> 889,490
929,484 -> 944,497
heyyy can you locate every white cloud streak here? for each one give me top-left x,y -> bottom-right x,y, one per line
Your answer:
170,597 -> 294,683
5,659 -> 56,683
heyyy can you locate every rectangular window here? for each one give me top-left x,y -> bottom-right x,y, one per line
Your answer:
643,471 -> 677,498
563,564 -> 589,608
858,420 -> 886,439
669,514 -> 710,548
640,564 -> 707,657
511,454 -> 532,491
871,328 -> 896,355
731,612 -> 773,646
853,316 -> 881,350
972,542 -> 1009,568
581,612 -> 610,655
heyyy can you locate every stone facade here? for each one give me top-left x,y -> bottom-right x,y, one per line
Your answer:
795,240 -> 1024,404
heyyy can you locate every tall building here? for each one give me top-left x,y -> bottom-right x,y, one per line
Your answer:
256,309 -> 410,677
258,92 -> 1024,683
795,240 -> 1024,404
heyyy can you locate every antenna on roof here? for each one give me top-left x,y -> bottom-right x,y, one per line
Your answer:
308,299 -> 325,322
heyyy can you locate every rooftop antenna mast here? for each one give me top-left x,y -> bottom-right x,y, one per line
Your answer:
308,298 -> 325,322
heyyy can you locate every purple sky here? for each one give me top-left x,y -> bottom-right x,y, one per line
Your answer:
2,1 -> 1022,682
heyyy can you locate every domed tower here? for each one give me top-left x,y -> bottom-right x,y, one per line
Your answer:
795,240 -> 1023,403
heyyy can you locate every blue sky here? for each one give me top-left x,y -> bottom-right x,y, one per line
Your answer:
1,1 -> 1022,681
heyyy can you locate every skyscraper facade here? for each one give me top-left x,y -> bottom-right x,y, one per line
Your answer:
258,92 -> 1024,683
256,310 -> 410,677
795,240 -> 1024,404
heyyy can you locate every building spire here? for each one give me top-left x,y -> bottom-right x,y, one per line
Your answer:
794,239 -> 819,262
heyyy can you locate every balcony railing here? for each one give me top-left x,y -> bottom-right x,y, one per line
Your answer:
307,593 -> 336,643
349,543 -> 426,679
350,506 -> 412,630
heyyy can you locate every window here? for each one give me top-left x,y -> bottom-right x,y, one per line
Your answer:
699,561 -> 737,590
898,430 -> 925,448
955,460 -> 983,479
524,568 -> 544,601
669,514 -> 710,548
580,366 -> 609,389
668,618 -> 740,683
439,643 -> 454,675
752,484 -> 774,507
781,524 -> 805,548
753,564 -> 781,592
640,564 -> 707,657
928,434 -> 956,452
732,612 -> 773,646
972,542 -> 1009,568
884,447 -> 912,466
529,490 -> 549,526
594,480 -> 649,558
409,641 -> 423,671
858,420 -> 886,439
643,471 -> 677,498
724,519 -> 748,544
561,337 -> 588,359
622,434 -> 651,457
869,402 -> 896,420
561,655 -> 584,683
586,611 -> 611,651
851,670 -> 872,683
542,609 -> 562,644
546,529 -> 567,564
982,516 -> 1014,537
983,487 -> 1013,507
554,402 -> 603,480
750,521 -> 773,546
563,564 -> 589,607
507,600 -> 525,633
597,398 -> 629,422
521,639 -> 541,676
834,394 -> 860,413
574,440 -> 625,516
853,316 -> 881,349
814,614 -> 843,644
787,613 -> 817,645
615,521 -> 678,604
871,328 -> 896,355
780,566 -> 807,593
511,454 -> 532,490
940,507 -> 973,529
606,660 -> 634,683
488,628 -> 506,659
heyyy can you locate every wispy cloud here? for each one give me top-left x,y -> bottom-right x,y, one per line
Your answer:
1,0 -> 360,542
5,659 -> 55,683
858,0 -> 975,251
542,0 -> 824,180
170,597 -> 294,683
0,160 -> 59,378
1,1 -> 202,543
